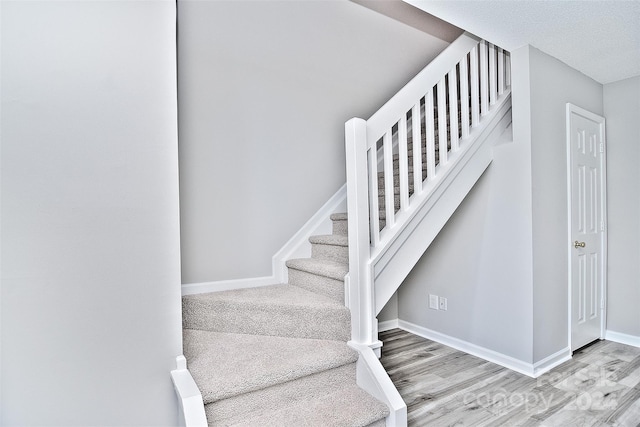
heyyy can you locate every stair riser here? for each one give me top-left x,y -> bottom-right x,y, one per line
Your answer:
205,363 -> 357,426
311,242 -> 349,264
182,299 -> 350,341
332,219 -> 348,236
288,269 -> 344,303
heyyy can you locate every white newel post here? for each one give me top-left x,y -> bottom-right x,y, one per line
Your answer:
345,118 -> 380,354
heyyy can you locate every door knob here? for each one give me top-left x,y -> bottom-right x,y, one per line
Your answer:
574,241 -> 586,248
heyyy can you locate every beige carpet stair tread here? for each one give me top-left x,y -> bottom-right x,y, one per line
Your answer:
184,330 -> 358,404
286,258 -> 349,280
183,283 -> 343,308
183,284 -> 350,341
230,383 -> 390,427
309,234 -> 348,247
206,363 -> 357,426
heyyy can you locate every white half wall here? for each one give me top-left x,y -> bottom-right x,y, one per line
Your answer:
603,76 -> 640,339
1,1 -> 182,425
177,0 -> 452,284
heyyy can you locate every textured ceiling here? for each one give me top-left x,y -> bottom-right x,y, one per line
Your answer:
404,0 -> 640,84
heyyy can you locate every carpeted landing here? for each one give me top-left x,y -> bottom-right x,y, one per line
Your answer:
182,212 -> 389,426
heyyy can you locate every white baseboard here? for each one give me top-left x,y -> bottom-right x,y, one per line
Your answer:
533,347 -> 572,377
397,319 -> 568,378
605,330 -> 640,348
378,319 -> 400,332
181,276 -> 276,296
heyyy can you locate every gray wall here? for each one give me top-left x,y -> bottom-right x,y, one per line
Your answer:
178,0 -> 451,284
1,1 -> 182,425
604,76 -> 640,337
527,46 -> 604,361
396,131 -> 535,362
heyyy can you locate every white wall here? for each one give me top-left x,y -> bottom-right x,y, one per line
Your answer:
178,0 -> 452,284
527,46 -> 603,361
1,1 -> 182,425
604,76 -> 640,338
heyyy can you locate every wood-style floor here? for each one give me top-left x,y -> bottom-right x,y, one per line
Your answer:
379,329 -> 640,427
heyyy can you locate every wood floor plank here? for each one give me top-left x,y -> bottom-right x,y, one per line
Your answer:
380,329 -> 640,426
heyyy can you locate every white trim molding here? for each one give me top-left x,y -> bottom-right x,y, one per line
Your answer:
181,276 -> 276,296
182,185 -> 347,296
349,341 -> 407,426
378,319 -> 400,332
605,330 -> 640,348
533,347 -> 572,377
397,320 -> 570,378
170,355 -> 207,427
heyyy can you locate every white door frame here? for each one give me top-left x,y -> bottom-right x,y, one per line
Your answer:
566,103 -> 608,352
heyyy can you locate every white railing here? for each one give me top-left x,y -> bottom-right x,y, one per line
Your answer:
345,32 -> 511,347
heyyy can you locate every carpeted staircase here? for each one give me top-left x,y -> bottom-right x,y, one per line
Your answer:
181,95 -> 461,426
182,211 -> 390,426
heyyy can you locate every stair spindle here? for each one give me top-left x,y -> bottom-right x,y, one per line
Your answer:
411,101 -> 423,194
425,88 -> 436,181
368,144 -> 380,246
459,56 -> 470,139
498,47 -> 505,95
480,40 -> 489,116
489,42 -> 497,105
398,115 -> 410,212
470,45 -> 480,127
383,131 -> 395,229
448,66 -> 459,151
437,78 -> 448,165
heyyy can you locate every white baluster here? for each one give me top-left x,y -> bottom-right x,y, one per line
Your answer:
383,130 -> 395,229
368,145 -> 380,246
437,78 -> 448,165
411,101 -> 423,194
448,66 -> 459,151
480,40 -> 489,116
398,115 -> 409,212
489,43 -> 497,106
459,56 -> 470,139
497,47 -> 505,95
470,45 -> 480,127
425,89 -> 436,180
506,52 -> 512,88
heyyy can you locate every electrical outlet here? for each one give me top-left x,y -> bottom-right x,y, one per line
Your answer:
439,296 -> 448,311
429,294 -> 439,310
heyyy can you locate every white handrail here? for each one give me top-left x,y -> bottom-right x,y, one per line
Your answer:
366,32 -> 480,147
345,32 -> 511,347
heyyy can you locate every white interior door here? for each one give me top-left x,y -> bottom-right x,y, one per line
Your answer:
567,104 -> 606,352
